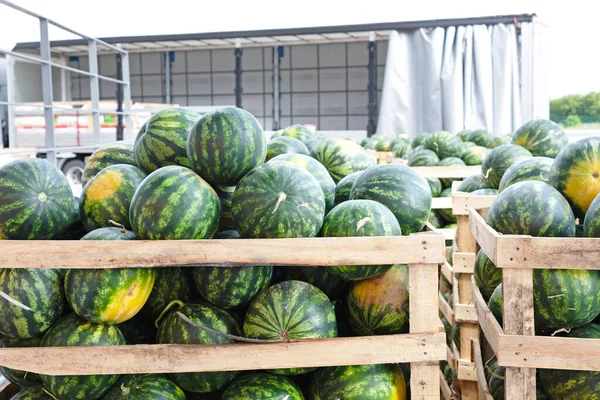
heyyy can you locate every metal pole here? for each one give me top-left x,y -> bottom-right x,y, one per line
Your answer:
116,53 -> 123,141
234,39 -> 243,108
272,46 -> 281,130
119,45 -> 133,140
165,52 -> 172,104
39,18 -> 56,164
367,31 -> 378,137
88,40 -> 100,147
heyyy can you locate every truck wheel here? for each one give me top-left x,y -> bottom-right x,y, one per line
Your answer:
62,159 -> 86,187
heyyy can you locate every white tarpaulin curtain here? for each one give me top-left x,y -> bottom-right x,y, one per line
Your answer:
377,23 -> 523,138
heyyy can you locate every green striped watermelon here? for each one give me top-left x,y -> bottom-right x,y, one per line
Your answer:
276,266 -> 347,300
320,200 -> 401,280
333,171 -> 363,208
304,135 -> 331,152
9,387 -> 54,400
270,153 -> 335,211
488,181 -> 575,237
481,144 -> 533,189
427,178 -> 442,197
491,134 -> 513,148
351,164 -> 432,234
548,137 -> 600,219
375,137 -> 393,152
280,124 -> 314,144
57,196 -> 87,240
0,268 -> 66,339
308,364 -> 406,399
512,119 -> 568,158
411,133 -> 431,148
266,137 -> 309,161
40,313 -> 125,400
0,336 -> 42,387
232,161 -> 325,238
157,301 -> 241,392
498,157 -> 553,192
80,164 -> 147,231
488,284 -> 503,326
360,137 -> 376,149
187,106 -> 267,187
461,145 -> 489,165
216,186 -> 235,231
584,193 -> 600,237
310,139 -> 375,183
102,374 -> 185,400
407,149 -> 439,166
117,313 -> 157,344
244,280 -> 337,375
82,141 -> 136,186
428,210 -> 444,229
134,107 -> 200,173
472,188 -> 498,195
129,166 -> 220,240
457,175 -> 488,192
140,267 -> 198,321
458,129 -> 492,147
436,188 -> 455,223
80,226 -> 136,240
441,316 -> 451,346
0,158 -> 76,239
392,141 -> 411,158
474,250 -> 501,302
221,373 -> 304,400
438,156 -> 466,188
423,131 -> 464,159
215,229 -> 241,239
346,264 -> 409,335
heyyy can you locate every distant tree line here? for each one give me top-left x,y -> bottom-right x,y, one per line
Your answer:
550,92 -> 600,127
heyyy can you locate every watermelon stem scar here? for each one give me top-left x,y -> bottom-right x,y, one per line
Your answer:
38,192 -> 47,202
551,327 -> 571,336
272,192 -> 287,214
483,169 -> 492,179
175,311 -> 288,344
108,219 -> 127,233
0,289 -> 37,313
155,299 -> 185,328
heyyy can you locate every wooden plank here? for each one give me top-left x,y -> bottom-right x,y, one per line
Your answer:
390,158 -> 408,165
439,292 -> 454,324
412,165 -> 482,178
473,338 -> 494,400
472,276 -> 502,355
452,252 -> 476,274
410,263 -> 441,399
447,345 -> 457,368
469,208 -> 499,265
457,358 -> 477,381
0,333 -> 446,375
431,196 -> 453,210
440,369 -> 453,400
440,260 -> 454,285
454,304 -> 477,324
502,268 -> 536,400
0,235 -> 446,269
456,215 -> 477,255
452,193 -> 496,215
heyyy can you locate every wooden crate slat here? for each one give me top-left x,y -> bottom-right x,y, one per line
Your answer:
468,208 -> 500,265
457,358 -> 477,381
447,345 -> 457,367
452,193 -> 495,216
439,292 -> 454,324
472,338 -> 494,400
411,165 -> 482,178
472,276 -> 502,355
454,304 -> 477,324
0,235 -> 445,269
0,333 -> 446,376
452,252 -> 476,274
440,369 -> 453,400
440,260 -> 454,285
431,196 -> 452,210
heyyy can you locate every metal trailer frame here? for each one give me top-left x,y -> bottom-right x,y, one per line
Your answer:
0,0 -> 133,164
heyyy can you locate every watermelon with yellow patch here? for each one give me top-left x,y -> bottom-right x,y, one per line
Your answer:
346,264 -> 409,335
81,141 -> 136,186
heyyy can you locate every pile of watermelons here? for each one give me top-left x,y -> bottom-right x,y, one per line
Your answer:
0,107 -> 444,400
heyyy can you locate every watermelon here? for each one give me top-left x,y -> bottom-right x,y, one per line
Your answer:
130,166 -> 220,240
157,301 -> 241,392
488,364 -> 505,400
392,141 -> 411,158
270,153 -> 335,211
360,137 -> 376,150
232,161 -> 325,238
244,280 -> 337,375
9,387 -> 54,400
309,364 -> 406,399
57,196 -> 87,240
423,131 -> 464,158
310,139 -> 375,183
134,107 -> 200,173
351,164 -> 432,234
488,284 -> 503,326
512,119 -> 568,158
437,188 -> 456,223
80,164 -> 146,231
472,188 -> 498,195
498,157 -> 553,192
102,374 -> 186,400
584,193 -> 600,237
0,336 -> 42,387
482,144 -> 533,189
280,124 -> 314,144
538,323 -> 600,399
305,136 -> 330,153
411,133 -> 431,148
462,141 -> 476,149
64,266 -> 156,324
375,138 -> 393,152
346,264 -> 409,335
216,186 -> 235,231
451,321 -> 460,350
488,181 -> 575,238
0,158 -> 76,239
117,313 -> 157,344
425,178 -> 442,197
81,141 -> 136,186
428,210 -> 444,229
458,129 -> 492,147
215,229 -> 241,239
548,137 -> 600,219
221,373 -> 304,400
441,316 -> 451,346
266,137 -> 309,161
277,266 -> 347,300
0,268 -> 65,339
140,267 -> 198,321
407,149 -> 439,166
333,171 -> 362,207
40,313 -> 125,400
458,175 -> 488,192
474,249 -> 501,302
320,200 -> 401,280
462,145 -> 489,165
80,226 -> 136,240
491,134 -> 512,148
186,106 -> 267,187
438,156 -> 466,188
270,129 -> 284,139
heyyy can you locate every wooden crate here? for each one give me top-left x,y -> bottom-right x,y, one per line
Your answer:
0,235 -> 447,399
468,207 -> 600,400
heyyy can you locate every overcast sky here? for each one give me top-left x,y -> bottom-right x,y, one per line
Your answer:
0,0 -> 597,99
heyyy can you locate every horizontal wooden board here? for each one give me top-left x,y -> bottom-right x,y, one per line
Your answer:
452,194 -> 495,215
472,277 -> 502,355
0,235 -> 445,269
440,260 -> 454,285
454,303 -> 477,324
0,333 -> 446,376
412,165 -> 482,178
452,252 -> 476,274
457,359 -> 477,381
431,196 -> 452,210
